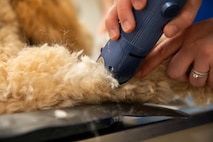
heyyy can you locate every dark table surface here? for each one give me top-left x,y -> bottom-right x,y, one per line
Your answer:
0,101 -> 212,142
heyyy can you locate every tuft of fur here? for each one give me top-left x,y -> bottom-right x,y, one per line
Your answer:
0,0 -> 212,114
0,45 -> 118,113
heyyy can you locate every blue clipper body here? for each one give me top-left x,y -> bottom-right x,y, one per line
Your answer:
98,0 -> 186,84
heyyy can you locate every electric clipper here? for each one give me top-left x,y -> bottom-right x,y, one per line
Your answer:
98,0 -> 186,84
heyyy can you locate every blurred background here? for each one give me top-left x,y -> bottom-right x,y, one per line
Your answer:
73,0 -> 103,37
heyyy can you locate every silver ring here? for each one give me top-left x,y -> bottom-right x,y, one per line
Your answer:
191,68 -> 209,78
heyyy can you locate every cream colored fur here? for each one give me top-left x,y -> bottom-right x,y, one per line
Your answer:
0,0 -> 212,114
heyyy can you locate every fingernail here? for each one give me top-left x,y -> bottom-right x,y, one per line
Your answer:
123,20 -> 131,32
109,29 -> 116,39
133,0 -> 144,9
167,25 -> 178,37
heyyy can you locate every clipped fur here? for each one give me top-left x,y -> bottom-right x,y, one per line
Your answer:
0,0 -> 212,114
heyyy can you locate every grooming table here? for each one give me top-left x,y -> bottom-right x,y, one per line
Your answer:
0,102 -> 212,142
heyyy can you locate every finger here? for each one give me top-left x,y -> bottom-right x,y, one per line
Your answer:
131,0 -> 147,10
136,34 -> 183,78
163,0 -> 202,37
190,65 -> 209,88
166,41 -> 195,82
105,4 -> 120,40
117,0 -> 136,33
207,68 -> 213,89
189,44 -> 210,87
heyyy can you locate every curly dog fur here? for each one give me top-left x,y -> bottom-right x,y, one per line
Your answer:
0,0 -> 212,114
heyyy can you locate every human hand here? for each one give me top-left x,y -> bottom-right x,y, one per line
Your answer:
105,0 -> 202,40
136,18 -> 213,88
105,0 -> 146,39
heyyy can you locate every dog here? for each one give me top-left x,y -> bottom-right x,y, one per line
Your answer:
0,0 -> 212,114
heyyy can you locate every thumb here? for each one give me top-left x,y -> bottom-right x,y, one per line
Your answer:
163,0 -> 202,37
